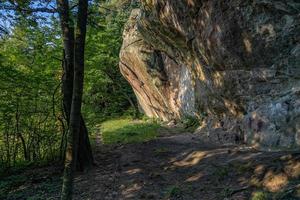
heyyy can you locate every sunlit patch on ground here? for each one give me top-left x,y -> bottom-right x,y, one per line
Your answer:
263,171 -> 288,192
173,151 -> 206,167
121,183 -> 142,198
125,168 -> 142,175
185,172 -> 203,182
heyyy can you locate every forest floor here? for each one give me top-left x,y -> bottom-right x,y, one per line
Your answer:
2,126 -> 300,200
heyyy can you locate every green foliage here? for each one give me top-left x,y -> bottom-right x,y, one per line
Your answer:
251,191 -> 271,200
0,18 -> 64,168
101,118 -> 160,144
0,0 -> 139,169
213,165 -> 229,181
82,0 -> 138,132
220,187 -> 234,198
0,0 -> 141,198
181,115 -> 200,132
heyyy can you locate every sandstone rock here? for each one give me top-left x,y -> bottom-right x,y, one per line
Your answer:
119,1 -> 300,148
119,9 -> 195,121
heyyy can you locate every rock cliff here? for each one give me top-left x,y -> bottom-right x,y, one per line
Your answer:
119,0 -> 300,148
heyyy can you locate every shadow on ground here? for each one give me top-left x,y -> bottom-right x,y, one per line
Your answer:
74,133 -> 300,200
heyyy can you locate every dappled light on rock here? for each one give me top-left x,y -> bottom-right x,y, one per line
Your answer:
119,0 -> 300,149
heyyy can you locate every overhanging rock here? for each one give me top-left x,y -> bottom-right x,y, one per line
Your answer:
119,1 -> 300,149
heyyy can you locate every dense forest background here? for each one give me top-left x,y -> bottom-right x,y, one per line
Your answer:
0,0 -> 138,173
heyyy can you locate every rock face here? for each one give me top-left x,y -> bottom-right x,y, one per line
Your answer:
119,1 -> 300,148
120,9 -> 195,121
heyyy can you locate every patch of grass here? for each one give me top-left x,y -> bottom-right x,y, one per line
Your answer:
251,191 -> 271,200
220,187 -> 234,198
233,162 -> 252,174
181,115 -> 200,132
165,185 -> 182,198
213,165 -> 229,181
101,118 -> 160,144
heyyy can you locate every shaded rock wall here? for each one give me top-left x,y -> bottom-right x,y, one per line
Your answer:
119,1 -> 300,148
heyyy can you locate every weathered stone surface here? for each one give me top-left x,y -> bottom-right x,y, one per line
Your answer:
119,1 -> 300,148
120,9 -> 195,121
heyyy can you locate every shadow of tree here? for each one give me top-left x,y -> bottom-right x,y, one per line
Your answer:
74,133 -> 300,200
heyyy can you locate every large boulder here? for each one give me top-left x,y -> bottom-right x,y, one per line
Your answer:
119,1 -> 300,149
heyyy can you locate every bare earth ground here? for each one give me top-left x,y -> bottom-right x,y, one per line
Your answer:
73,131 -> 300,200
2,130 -> 300,200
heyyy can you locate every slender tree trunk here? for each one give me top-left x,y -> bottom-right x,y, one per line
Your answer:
77,115 -> 93,170
4,125 -> 11,167
15,102 -> 28,161
61,0 -> 88,199
57,0 -> 93,171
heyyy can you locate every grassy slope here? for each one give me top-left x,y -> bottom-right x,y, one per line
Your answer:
101,118 -> 161,144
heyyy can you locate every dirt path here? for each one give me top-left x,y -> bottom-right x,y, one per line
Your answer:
73,133 -> 300,200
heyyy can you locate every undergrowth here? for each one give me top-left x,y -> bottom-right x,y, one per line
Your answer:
181,115 -> 200,132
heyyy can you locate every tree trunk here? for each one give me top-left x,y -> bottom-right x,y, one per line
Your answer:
77,115 -> 93,171
62,53 -> 94,170
57,0 -> 93,172
15,102 -> 28,161
61,0 -> 88,199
